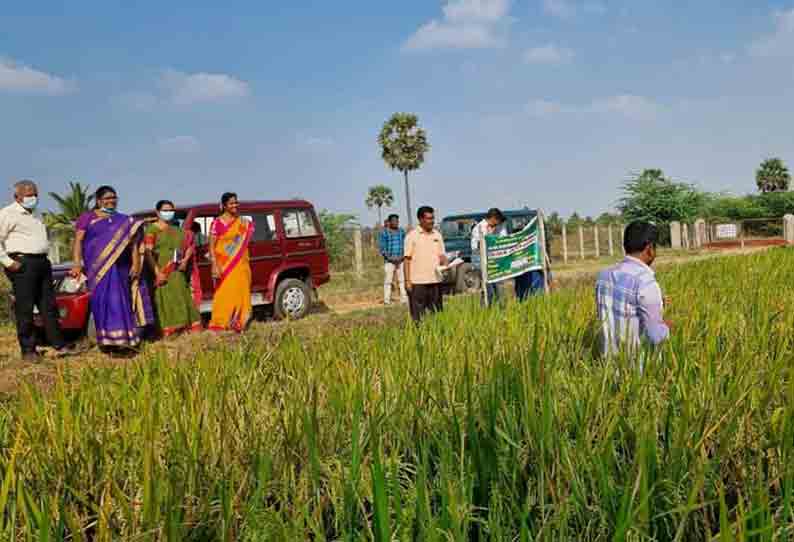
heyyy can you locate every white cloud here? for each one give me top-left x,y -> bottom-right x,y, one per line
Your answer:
0,57 -> 75,95
526,94 -> 660,120
749,9 -> 794,57
524,44 -> 574,64
588,95 -> 659,120
159,135 -> 200,153
161,69 -> 250,105
543,0 -> 605,19
404,22 -> 506,50
402,0 -> 512,51
443,0 -> 511,22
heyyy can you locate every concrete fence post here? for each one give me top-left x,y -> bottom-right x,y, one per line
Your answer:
594,226 -> 601,258
578,226 -> 585,260
670,221 -> 682,249
353,226 -> 363,277
784,214 -> 794,244
608,224 -> 614,257
739,221 -> 745,250
694,218 -> 706,248
682,223 -> 690,250
561,223 -> 569,264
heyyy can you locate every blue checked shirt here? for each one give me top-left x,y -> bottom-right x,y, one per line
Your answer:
595,256 -> 669,356
379,227 -> 406,260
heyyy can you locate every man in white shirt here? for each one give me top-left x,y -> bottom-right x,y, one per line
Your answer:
0,180 -> 69,360
470,208 -> 507,304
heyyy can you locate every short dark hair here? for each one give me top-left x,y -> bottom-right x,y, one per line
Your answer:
94,185 -> 117,209
221,192 -> 238,207
623,221 -> 658,254
417,206 -> 434,219
387,214 -> 399,222
156,199 -> 174,211
486,207 -> 505,222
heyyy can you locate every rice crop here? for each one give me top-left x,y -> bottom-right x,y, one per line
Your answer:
1,249 -> 794,540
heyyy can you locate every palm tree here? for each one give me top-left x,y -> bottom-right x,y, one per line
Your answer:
365,185 -> 394,225
43,181 -> 94,246
378,113 -> 429,226
756,158 -> 791,193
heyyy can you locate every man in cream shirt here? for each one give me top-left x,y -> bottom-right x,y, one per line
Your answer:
0,180 -> 70,360
404,205 -> 448,322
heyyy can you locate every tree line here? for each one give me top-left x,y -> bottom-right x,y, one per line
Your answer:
42,109 -> 794,264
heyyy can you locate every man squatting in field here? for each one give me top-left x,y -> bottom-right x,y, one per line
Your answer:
404,206 -> 448,322
595,221 -> 671,364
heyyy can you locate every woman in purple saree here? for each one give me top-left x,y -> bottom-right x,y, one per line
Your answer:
70,186 -> 153,350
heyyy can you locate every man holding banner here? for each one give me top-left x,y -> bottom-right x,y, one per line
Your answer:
515,254 -> 552,300
479,210 -> 550,306
471,208 -> 508,304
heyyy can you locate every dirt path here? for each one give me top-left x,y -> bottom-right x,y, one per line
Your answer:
323,246 -> 773,314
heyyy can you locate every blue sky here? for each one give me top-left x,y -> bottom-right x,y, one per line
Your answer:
2,1 -> 794,224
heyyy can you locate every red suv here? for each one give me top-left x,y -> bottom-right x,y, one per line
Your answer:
41,200 -> 330,337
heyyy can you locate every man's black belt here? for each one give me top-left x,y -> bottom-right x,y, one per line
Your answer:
8,253 -> 47,259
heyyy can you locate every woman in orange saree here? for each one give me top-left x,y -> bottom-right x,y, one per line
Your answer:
208,192 -> 254,332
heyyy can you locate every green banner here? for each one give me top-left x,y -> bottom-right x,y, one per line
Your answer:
484,217 -> 543,283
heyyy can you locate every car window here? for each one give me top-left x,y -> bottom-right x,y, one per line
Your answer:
509,215 -> 533,233
441,218 -> 478,238
250,213 -> 276,242
283,209 -> 318,238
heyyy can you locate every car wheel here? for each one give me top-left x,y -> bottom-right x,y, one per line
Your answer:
455,263 -> 481,294
274,279 -> 312,320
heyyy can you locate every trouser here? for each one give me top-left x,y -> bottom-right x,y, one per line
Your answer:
515,270 -> 546,301
6,254 -> 65,354
473,258 -> 501,305
384,261 -> 407,304
483,282 -> 502,305
408,283 -> 443,322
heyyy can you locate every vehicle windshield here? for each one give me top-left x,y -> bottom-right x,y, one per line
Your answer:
508,214 -> 534,233
441,218 -> 479,239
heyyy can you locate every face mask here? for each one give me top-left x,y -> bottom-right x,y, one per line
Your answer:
101,207 -> 116,215
159,211 -> 175,222
20,196 -> 38,210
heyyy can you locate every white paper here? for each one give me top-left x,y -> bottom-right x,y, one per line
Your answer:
436,257 -> 464,276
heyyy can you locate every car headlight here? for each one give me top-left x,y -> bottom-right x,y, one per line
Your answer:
57,276 -> 87,294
